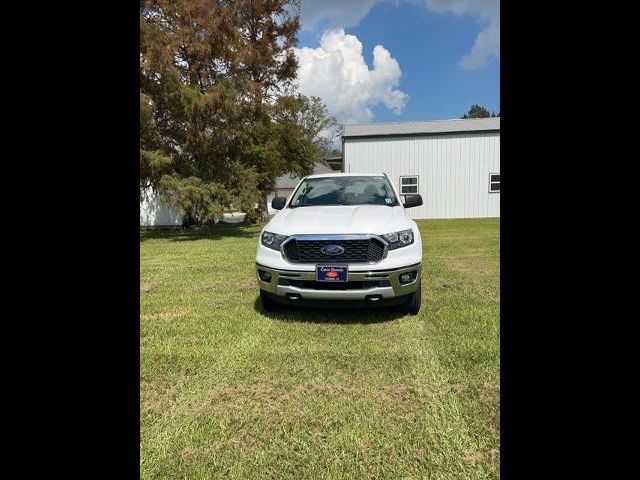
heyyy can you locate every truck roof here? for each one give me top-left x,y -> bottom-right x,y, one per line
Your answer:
305,172 -> 385,179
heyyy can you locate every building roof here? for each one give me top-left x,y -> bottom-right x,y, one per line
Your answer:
324,155 -> 343,171
342,117 -> 500,138
275,161 -> 334,189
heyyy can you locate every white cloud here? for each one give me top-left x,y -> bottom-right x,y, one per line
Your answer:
294,28 -> 408,123
298,0 -> 500,70
425,0 -> 500,69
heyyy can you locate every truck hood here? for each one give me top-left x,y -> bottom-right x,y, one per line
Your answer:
265,205 -> 412,235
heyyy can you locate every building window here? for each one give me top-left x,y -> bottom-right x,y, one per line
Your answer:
489,173 -> 500,193
400,176 -> 418,194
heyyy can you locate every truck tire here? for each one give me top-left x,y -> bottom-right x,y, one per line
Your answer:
260,290 -> 281,312
402,283 -> 421,315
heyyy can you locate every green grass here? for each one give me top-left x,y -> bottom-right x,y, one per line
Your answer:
140,218 -> 500,479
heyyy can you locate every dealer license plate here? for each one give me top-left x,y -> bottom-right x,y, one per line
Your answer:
316,265 -> 348,282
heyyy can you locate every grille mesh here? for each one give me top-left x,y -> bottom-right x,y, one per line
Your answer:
283,238 -> 386,263
283,241 -> 299,262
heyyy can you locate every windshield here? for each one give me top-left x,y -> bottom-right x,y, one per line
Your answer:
289,176 -> 399,208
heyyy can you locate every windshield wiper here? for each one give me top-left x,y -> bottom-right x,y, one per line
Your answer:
292,202 -> 394,207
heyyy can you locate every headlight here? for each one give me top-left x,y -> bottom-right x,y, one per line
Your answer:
382,229 -> 414,250
261,231 -> 288,250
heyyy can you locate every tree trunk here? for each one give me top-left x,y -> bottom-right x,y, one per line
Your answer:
261,193 -> 270,221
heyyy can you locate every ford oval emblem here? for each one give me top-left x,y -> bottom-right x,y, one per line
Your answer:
320,244 -> 345,256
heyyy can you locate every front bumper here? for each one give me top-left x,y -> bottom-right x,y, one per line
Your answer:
256,262 -> 421,301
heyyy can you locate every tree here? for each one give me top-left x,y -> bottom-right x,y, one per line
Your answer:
326,147 -> 342,158
140,92 -> 173,196
461,104 -> 492,119
297,95 -> 340,158
159,176 -> 230,227
140,0 -> 314,224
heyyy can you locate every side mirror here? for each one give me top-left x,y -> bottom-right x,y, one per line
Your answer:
402,194 -> 423,208
271,196 -> 287,210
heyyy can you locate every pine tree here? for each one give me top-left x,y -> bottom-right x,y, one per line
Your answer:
140,0 -> 315,224
461,104 -> 492,119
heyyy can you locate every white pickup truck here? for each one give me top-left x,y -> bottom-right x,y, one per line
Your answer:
255,173 -> 423,314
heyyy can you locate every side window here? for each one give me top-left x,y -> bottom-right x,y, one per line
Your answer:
489,173 -> 500,193
400,176 -> 418,194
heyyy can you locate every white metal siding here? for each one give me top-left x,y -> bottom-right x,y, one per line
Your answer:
140,187 -> 183,227
343,132 -> 500,219
139,189 -> 247,225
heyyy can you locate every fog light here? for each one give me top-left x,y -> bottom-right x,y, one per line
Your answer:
258,270 -> 272,283
399,273 -> 413,284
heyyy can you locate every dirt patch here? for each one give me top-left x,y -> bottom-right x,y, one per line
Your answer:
204,381 -> 357,405
464,448 -> 499,465
450,383 -> 466,394
192,277 -> 256,295
209,382 -> 283,402
479,381 -> 499,408
463,452 -> 484,463
141,377 -> 187,416
192,283 -> 218,292
164,380 -> 463,463
179,436 -> 263,466
207,300 -> 228,308
140,282 -> 157,294
192,280 -> 243,293
448,256 -> 498,279
236,277 -> 257,293
204,381 -> 431,416
371,384 -> 432,405
140,307 -> 190,322
449,381 -> 499,410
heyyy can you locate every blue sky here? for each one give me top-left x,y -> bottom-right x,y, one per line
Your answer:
294,0 -> 500,124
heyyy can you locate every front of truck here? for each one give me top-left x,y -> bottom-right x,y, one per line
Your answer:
255,173 -> 423,313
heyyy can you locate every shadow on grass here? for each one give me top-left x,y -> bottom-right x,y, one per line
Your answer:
252,297 -> 405,324
140,223 -> 262,243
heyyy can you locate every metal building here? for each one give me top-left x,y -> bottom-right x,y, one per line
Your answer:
342,117 -> 500,219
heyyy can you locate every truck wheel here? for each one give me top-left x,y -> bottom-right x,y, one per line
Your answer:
260,290 -> 281,312
402,283 -> 421,315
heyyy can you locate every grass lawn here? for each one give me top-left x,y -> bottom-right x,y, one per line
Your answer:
140,218 -> 500,479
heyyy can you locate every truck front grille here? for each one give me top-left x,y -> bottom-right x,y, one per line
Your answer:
282,237 -> 387,263
278,279 -> 391,290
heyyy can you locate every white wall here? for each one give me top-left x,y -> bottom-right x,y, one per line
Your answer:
140,187 -> 183,227
343,132 -> 500,219
140,187 -> 252,225
266,192 -> 276,216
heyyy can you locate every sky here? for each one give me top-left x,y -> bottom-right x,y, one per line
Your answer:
293,0 -> 500,125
